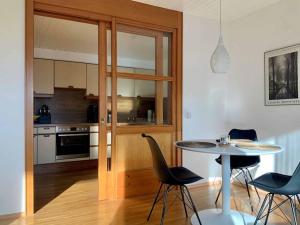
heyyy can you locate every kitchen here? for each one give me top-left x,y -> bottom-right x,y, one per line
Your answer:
32,15 -> 166,210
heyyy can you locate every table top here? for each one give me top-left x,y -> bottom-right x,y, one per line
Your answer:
175,139 -> 282,156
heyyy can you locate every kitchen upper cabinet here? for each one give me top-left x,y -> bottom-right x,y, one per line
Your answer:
117,78 -> 135,97
86,64 -> 98,96
33,59 -> 54,95
55,61 -> 87,89
134,80 -> 155,97
37,133 -> 56,164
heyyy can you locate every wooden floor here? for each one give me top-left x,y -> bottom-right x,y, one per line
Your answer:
0,168 -> 299,225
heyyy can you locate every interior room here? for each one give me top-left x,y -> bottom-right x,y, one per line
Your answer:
0,0 -> 300,225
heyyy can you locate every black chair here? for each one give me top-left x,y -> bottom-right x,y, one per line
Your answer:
215,129 -> 261,205
142,133 -> 203,225
250,162 -> 300,225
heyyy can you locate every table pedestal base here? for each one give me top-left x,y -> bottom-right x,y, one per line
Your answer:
191,209 -> 260,225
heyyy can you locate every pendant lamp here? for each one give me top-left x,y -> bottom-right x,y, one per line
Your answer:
210,0 -> 230,73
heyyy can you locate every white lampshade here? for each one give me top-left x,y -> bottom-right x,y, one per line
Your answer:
210,35 -> 230,73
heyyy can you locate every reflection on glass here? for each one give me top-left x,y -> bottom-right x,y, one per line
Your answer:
117,79 -> 156,124
107,30 -> 112,73
117,31 -> 155,75
163,81 -> 172,124
107,132 -> 111,171
163,33 -> 172,76
106,77 -> 112,124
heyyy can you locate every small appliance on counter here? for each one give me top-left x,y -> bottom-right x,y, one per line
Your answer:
87,104 -> 98,123
37,104 -> 51,124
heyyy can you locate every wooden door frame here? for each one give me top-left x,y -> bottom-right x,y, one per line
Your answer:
25,0 -> 183,215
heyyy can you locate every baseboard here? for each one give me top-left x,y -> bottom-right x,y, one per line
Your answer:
0,212 -> 24,220
188,178 -> 222,189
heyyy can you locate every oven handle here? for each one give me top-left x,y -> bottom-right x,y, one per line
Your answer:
58,133 -> 89,137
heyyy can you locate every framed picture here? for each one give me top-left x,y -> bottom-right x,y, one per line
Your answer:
265,44 -> 300,105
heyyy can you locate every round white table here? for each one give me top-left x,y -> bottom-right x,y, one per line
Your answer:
175,139 -> 282,225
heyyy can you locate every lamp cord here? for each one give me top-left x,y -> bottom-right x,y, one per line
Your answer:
220,0 -> 222,36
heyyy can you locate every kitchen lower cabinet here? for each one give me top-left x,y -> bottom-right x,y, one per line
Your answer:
33,129 -> 38,165
90,146 -> 98,160
90,132 -> 98,146
37,134 -> 56,164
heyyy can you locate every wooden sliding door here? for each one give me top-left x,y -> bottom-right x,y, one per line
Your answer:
108,21 -> 179,198
26,0 -> 182,214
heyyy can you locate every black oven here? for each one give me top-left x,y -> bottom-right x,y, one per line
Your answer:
56,126 -> 90,160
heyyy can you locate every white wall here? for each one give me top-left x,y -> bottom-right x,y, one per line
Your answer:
183,0 -> 300,182
226,0 -> 300,176
183,15 -> 228,182
0,0 -> 25,215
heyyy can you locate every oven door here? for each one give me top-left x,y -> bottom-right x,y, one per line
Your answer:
56,133 -> 90,160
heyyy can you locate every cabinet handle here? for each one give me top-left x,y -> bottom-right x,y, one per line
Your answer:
44,127 -> 50,130
43,134 -> 50,137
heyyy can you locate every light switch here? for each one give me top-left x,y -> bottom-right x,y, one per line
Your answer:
184,111 -> 192,119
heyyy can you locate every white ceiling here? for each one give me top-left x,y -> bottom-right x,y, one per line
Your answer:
34,1 -> 282,61
134,0 -> 281,22
34,15 -> 98,54
34,15 -> 166,66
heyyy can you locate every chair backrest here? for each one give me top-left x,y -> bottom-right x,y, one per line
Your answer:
141,133 -> 176,184
229,129 -> 260,168
229,129 -> 258,141
282,162 -> 300,195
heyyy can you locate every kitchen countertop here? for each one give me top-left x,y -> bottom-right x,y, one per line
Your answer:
34,123 -> 99,127
34,122 -> 156,128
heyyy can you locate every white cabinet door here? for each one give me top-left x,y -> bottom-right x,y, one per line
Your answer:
55,61 -> 87,89
134,80 -> 155,97
33,134 -> 38,165
37,134 -> 56,164
90,146 -> 98,160
117,78 -> 135,97
86,64 -> 98,96
33,59 -> 54,95
107,77 -> 112,97
90,132 -> 99,146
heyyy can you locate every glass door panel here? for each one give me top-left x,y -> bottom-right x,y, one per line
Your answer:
117,25 -> 156,75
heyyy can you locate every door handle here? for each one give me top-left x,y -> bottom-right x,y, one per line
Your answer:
101,118 -> 105,125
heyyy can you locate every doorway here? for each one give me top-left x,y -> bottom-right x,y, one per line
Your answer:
26,0 -> 183,215
32,13 -> 110,212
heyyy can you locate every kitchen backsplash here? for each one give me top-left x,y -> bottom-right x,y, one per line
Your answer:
34,88 -> 97,123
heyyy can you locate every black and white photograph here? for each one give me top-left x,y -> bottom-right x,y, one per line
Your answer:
265,44 -> 300,105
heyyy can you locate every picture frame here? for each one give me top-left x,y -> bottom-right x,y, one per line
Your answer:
265,44 -> 300,106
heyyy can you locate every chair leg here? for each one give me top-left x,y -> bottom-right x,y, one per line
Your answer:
180,186 -> 188,218
290,197 -> 298,225
160,185 -> 169,225
147,183 -> 163,221
215,186 -> 222,205
264,194 -> 274,225
246,168 -> 261,200
296,195 -> 300,213
241,170 -> 251,200
183,185 -> 202,225
254,193 -> 270,225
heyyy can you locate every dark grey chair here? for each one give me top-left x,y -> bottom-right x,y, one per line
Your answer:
215,129 -> 261,206
250,162 -> 300,225
142,133 -> 203,225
